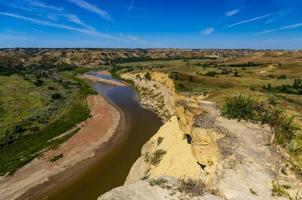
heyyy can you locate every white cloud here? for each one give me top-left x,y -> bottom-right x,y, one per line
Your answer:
226,9 -> 240,17
65,14 -> 94,29
47,13 -> 95,31
0,12 -> 155,45
201,27 -> 214,35
257,22 -> 302,34
0,12 -> 116,39
226,13 -> 273,28
25,0 -> 63,12
67,0 -> 111,21
0,0 -> 63,12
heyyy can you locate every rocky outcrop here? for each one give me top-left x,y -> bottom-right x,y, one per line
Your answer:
122,72 -> 175,121
122,72 -> 219,173
99,177 -> 222,200
125,117 -> 203,185
99,71 -> 302,200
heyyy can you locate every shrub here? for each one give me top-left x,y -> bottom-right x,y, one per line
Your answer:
204,71 -> 218,77
157,137 -> 164,146
150,149 -> 166,165
277,75 -> 287,80
272,180 -> 289,198
34,79 -> 44,86
48,86 -> 56,90
144,72 -> 151,81
51,93 -> 62,100
169,72 -> 180,80
221,95 -> 257,121
178,179 -> 205,196
233,70 -> 240,77
149,178 -> 167,187
263,79 -> 302,95
221,95 -> 300,147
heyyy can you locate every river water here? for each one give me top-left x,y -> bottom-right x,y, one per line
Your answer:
44,74 -> 162,200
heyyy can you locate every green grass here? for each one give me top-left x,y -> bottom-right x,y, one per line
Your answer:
0,68 -> 96,175
0,75 -> 45,139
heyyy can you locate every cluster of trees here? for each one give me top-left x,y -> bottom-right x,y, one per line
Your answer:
195,61 -> 263,69
227,62 -> 263,68
201,68 -> 239,77
263,79 -> 302,95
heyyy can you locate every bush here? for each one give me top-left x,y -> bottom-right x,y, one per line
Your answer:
221,95 -> 257,121
204,71 -> 218,77
272,180 -> 290,198
277,75 -> 287,80
221,94 -> 300,146
145,72 -> 151,81
48,86 -> 56,90
263,79 -> 302,95
150,149 -> 166,165
51,93 -> 62,100
149,178 -> 168,188
178,179 -> 205,196
157,137 -> 164,146
34,79 -> 44,86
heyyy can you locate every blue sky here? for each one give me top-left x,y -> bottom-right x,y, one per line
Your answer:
0,0 -> 302,49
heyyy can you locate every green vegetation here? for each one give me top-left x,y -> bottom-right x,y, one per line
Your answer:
177,179 -> 205,196
149,178 -> 168,188
144,149 -> 166,166
221,95 -> 300,145
0,61 -> 96,175
263,79 -> 302,95
157,137 -> 164,146
272,180 -> 290,198
204,71 -> 218,77
144,72 -> 152,80
221,95 -> 256,122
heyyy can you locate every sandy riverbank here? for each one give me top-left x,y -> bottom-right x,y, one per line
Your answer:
0,95 -> 121,200
80,73 -> 127,86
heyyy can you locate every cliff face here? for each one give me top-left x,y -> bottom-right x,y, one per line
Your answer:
100,71 -> 302,200
122,72 -> 219,174
125,116 -> 202,184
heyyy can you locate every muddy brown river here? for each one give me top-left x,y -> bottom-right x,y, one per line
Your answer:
39,74 -> 162,200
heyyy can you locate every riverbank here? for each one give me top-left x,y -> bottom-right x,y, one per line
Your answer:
0,95 -> 121,200
80,74 -> 127,86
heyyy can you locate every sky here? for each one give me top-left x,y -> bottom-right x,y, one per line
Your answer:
0,0 -> 302,49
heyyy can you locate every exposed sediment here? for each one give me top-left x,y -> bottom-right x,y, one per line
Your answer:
80,74 -> 127,86
0,95 -> 121,200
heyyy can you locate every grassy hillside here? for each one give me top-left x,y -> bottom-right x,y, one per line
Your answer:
0,62 -> 96,175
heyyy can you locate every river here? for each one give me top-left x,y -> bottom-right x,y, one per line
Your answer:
43,73 -> 163,200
